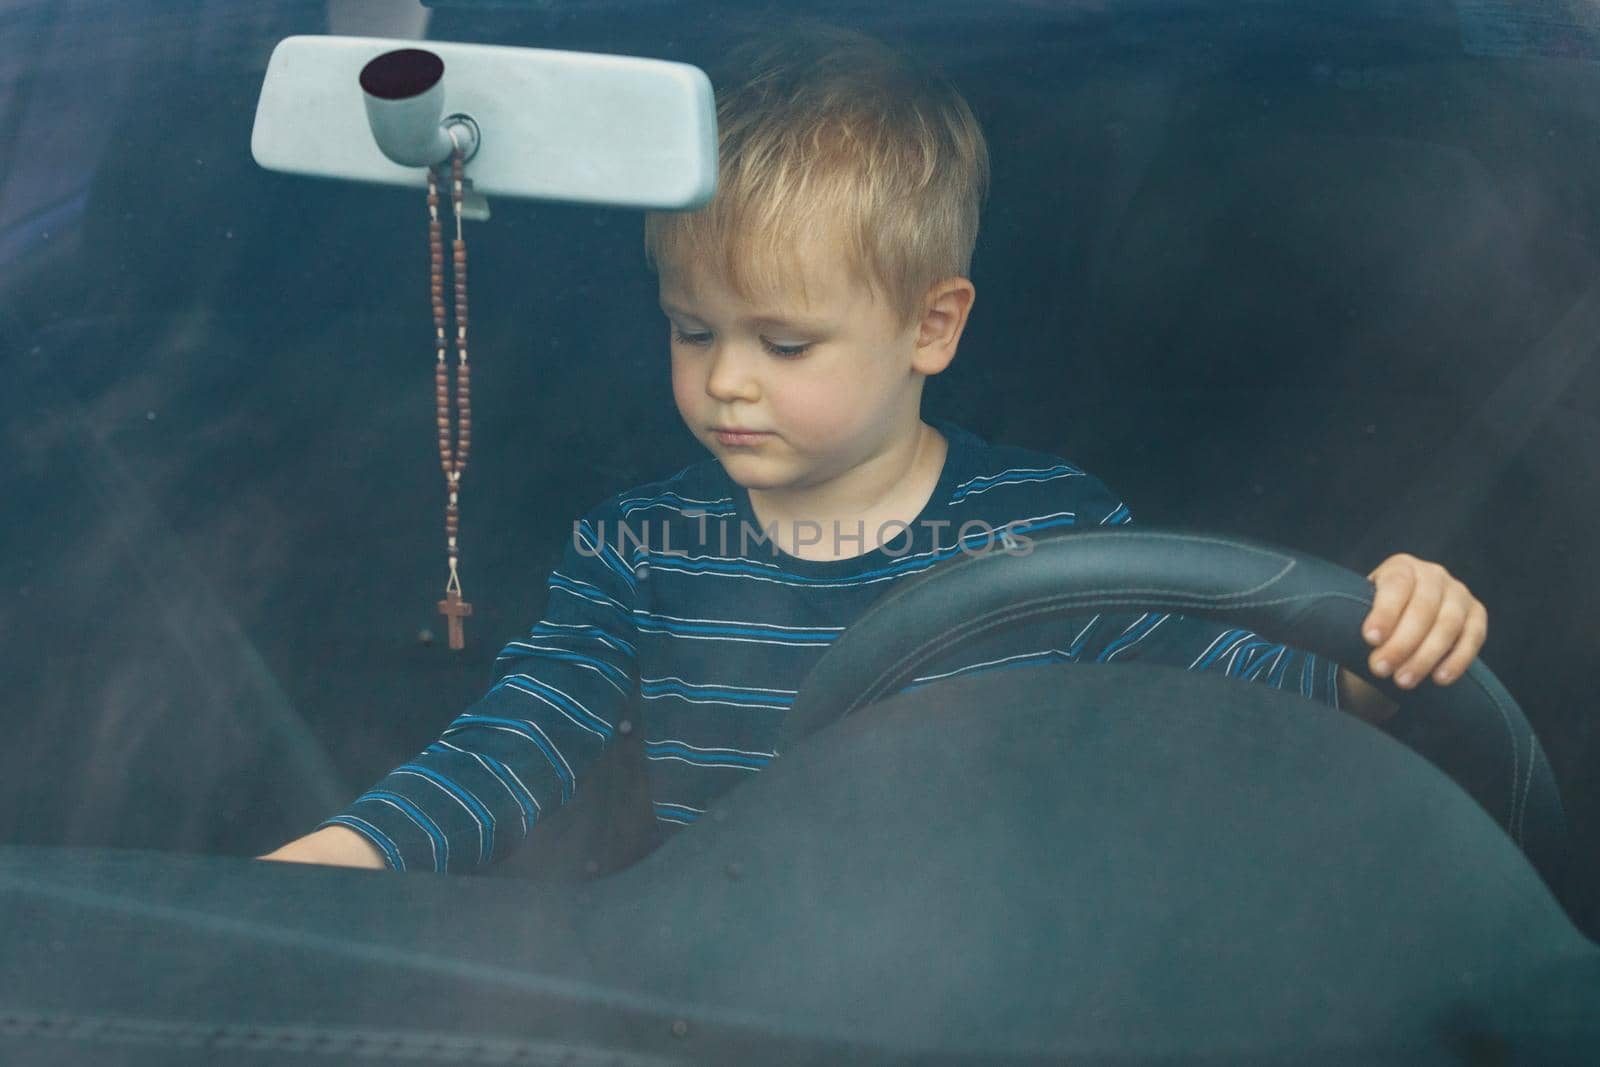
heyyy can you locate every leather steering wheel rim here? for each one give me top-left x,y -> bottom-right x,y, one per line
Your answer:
781,527 -> 1568,892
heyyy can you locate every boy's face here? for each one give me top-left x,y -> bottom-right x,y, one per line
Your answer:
659,244 -> 929,508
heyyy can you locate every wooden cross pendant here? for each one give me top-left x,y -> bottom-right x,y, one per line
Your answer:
437,590 -> 473,650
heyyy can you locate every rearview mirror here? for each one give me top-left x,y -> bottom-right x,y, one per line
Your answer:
251,36 -> 717,213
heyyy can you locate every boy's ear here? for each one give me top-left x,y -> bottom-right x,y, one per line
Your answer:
911,277 -> 976,376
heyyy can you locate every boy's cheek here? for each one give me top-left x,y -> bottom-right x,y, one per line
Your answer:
669,365 -> 707,424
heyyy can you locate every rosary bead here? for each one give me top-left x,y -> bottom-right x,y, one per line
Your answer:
426,155 -> 475,647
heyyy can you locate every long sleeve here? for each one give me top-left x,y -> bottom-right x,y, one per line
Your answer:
324,514 -> 640,873
1055,609 -> 1342,707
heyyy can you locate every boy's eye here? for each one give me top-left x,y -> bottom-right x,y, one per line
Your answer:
762,339 -> 813,358
671,327 -> 810,358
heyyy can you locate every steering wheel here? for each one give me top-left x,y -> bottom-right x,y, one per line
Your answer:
782,528 -> 1569,893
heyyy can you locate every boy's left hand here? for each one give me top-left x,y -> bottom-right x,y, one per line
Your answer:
1360,553 -> 1487,689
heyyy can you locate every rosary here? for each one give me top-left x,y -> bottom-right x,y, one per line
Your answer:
429,146 -> 473,650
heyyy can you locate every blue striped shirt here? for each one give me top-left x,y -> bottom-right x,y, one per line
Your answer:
327,423 -> 1339,872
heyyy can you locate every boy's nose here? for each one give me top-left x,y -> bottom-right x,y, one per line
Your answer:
704,346 -> 760,402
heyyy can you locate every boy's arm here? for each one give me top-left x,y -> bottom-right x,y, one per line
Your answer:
1119,550 -> 1486,718
262,515 -> 640,873
259,825 -> 386,869
1022,476 -> 1487,716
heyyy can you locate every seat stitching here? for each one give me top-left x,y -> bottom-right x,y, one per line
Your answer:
1520,734 -> 1537,847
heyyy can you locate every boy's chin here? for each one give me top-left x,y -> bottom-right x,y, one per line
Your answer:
716,460 -> 783,491
714,452 -> 802,492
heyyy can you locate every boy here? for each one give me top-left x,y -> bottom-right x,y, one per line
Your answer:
264,28 -> 1485,872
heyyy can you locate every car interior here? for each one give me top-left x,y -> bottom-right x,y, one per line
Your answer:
1,0 -> 1597,1062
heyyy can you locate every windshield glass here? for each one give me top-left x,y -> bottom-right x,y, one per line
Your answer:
2,0 -> 1598,1059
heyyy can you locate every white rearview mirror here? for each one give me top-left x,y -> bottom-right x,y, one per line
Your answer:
251,36 -> 717,215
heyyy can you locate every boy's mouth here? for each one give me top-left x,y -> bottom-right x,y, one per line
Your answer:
713,427 -> 771,447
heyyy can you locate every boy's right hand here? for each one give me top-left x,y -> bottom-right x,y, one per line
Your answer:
257,825 -> 388,870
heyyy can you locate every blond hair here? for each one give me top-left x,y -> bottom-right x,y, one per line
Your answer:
644,26 -> 989,326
